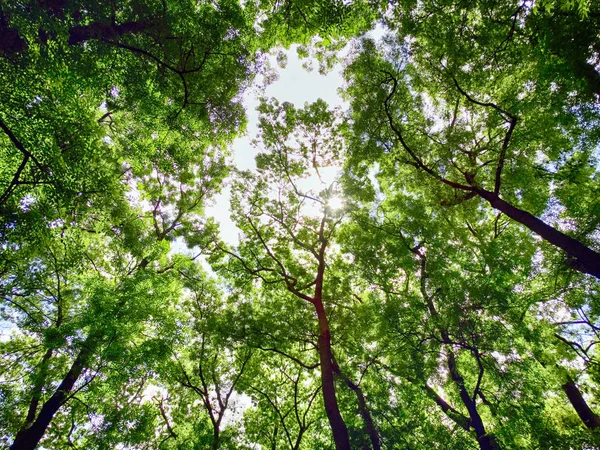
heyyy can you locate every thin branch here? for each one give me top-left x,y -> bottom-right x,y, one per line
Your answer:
494,115 -> 518,195
256,346 -> 319,370
156,397 -> 178,439
451,76 -> 516,121
0,117 -> 46,171
472,350 -> 485,402
249,384 -> 295,449
0,155 -> 28,206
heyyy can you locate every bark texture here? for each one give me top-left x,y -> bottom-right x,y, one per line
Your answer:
314,300 -> 351,450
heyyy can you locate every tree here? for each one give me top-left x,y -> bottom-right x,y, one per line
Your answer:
0,2 -> 254,447
177,269 -> 254,450
342,9 -> 600,438
0,0 -> 256,232
2,0 -> 600,448
1,112 -> 229,449
344,2 -> 600,279
244,354 -> 322,449
338,179 -> 599,448
213,98 -> 381,449
1,209 -> 182,449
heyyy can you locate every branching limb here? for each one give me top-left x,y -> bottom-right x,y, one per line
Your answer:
256,346 -> 319,370
381,72 -> 473,192
156,397 -> 178,440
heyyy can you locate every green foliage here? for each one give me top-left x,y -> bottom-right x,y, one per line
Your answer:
2,0 -> 600,449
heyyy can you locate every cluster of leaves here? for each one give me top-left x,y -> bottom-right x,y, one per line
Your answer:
1,0 -> 600,450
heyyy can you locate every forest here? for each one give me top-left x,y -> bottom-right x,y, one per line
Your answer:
1,0 -> 600,449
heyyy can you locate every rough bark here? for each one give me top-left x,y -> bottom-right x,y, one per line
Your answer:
562,376 -> 600,429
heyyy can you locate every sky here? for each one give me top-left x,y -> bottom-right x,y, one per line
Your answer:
205,47 -> 348,246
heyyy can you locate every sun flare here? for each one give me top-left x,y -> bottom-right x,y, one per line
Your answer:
327,196 -> 344,210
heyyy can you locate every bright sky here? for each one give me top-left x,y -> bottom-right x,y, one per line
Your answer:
206,46 -> 348,246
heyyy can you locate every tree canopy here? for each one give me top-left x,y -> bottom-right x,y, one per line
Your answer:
1,1 -> 600,449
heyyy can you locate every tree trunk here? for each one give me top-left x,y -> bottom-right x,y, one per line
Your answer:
476,188 -> 600,279
271,424 -> 278,450
562,376 -> 600,429
212,426 -> 220,450
348,382 -> 380,450
478,434 -> 502,450
446,349 -> 501,450
419,255 -> 500,449
332,357 -> 380,450
422,383 -> 471,431
24,348 -> 54,425
314,300 -> 351,450
293,427 -> 305,450
10,339 -> 95,450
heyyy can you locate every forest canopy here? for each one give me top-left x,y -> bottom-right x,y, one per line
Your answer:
1,0 -> 600,449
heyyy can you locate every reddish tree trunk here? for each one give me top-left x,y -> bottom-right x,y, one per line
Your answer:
314,300 -> 351,450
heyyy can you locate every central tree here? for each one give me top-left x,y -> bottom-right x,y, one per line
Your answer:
214,99 -> 379,449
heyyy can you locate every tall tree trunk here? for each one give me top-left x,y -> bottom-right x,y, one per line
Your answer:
23,294 -> 64,428
332,356 -> 381,450
24,348 -> 54,425
562,376 -> 600,429
10,258 -> 151,449
10,338 -> 95,450
314,300 -> 351,450
476,188 -> 600,279
446,351 -> 500,450
212,426 -> 220,450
